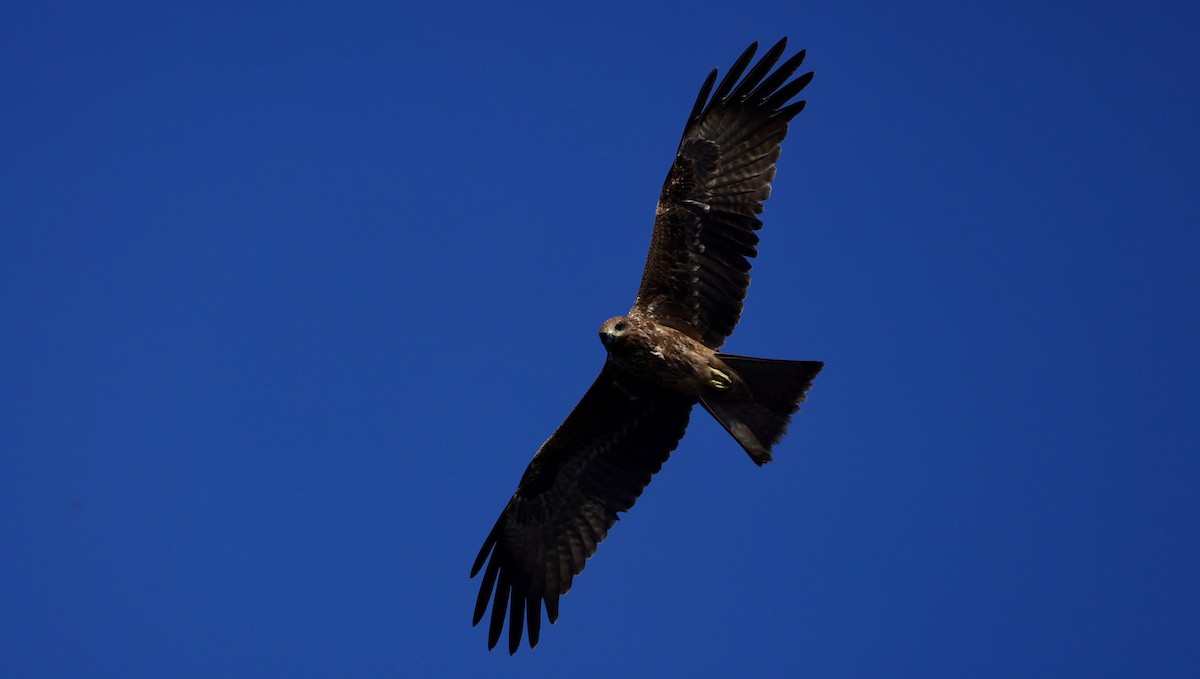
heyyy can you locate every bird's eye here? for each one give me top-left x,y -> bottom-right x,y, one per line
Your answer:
614,321 -> 627,332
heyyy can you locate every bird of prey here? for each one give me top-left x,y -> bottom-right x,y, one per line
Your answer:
471,38 -> 823,654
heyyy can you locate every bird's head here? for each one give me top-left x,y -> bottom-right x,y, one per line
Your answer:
599,316 -> 630,348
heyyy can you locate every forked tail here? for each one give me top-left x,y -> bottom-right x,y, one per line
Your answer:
699,354 -> 824,465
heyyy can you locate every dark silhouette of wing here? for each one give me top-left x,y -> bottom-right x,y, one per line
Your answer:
634,38 -> 813,349
471,363 -> 694,654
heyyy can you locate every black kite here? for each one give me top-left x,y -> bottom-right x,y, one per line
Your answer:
471,38 -> 823,654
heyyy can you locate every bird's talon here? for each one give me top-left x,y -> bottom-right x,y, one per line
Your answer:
710,368 -> 733,389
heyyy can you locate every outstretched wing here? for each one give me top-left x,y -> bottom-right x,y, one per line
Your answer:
634,38 -> 813,349
471,364 -> 694,654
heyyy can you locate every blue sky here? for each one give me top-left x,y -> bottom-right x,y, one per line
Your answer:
3,1 -> 1198,676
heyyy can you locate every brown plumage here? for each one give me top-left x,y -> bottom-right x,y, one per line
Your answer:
471,38 -> 823,654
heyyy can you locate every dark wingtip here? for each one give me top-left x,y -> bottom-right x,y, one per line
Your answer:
709,40 -> 760,105
469,545 -> 488,578
527,597 -> 542,650
507,587 -> 525,655
737,39 -> 789,95
470,517 -> 501,577
775,99 -> 807,122
487,570 -> 510,650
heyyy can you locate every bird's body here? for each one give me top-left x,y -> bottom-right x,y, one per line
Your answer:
472,38 -> 823,654
599,313 -> 745,399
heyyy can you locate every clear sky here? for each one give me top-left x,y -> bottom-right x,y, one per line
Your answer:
3,1 -> 1198,677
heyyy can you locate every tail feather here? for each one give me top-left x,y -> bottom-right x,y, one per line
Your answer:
700,355 -> 823,465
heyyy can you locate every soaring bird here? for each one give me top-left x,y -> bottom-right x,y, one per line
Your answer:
471,38 -> 823,654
